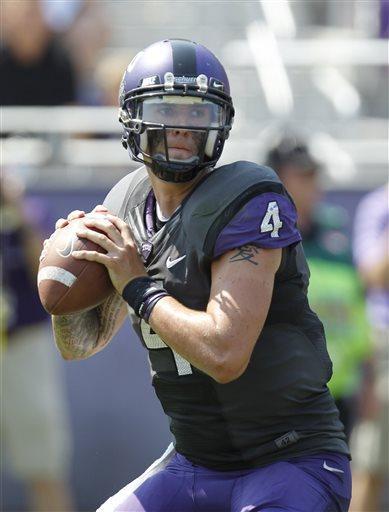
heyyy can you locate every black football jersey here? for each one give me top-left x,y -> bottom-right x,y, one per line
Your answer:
104,161 -> 349,470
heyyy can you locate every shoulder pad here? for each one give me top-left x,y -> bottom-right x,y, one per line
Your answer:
103,166 -> 148,219
181,161 -> 287,253
183,161 -> 283,220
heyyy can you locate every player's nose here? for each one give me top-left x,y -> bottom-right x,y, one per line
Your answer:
168,127 -> 191,140
172,128 -> 189,136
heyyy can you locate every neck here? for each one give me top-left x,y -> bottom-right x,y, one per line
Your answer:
147,169 -> 206,218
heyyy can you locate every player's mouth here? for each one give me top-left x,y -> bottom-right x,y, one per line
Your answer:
168,147 -> 194,159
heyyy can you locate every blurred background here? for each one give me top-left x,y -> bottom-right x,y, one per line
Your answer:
1,0 -> 388,510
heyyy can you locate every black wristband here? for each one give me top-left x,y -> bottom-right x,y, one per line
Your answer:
140,291 -> 169,322
122,276 -> 169,319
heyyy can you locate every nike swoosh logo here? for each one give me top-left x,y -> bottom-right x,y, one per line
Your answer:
56,231 -> 78,258
323,461 -> 344,474
166,255 -> 186,269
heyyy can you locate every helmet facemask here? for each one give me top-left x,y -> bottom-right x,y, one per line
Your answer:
120,90 -> 233,183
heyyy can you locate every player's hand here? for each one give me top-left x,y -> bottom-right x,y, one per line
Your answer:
71,213 -> 148,294
40,205 -> 109,262
54,204 -> 108,230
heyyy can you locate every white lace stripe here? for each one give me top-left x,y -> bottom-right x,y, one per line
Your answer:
37,266 -> 77,288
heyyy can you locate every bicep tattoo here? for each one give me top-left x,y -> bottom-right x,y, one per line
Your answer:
229,245 -> 259,266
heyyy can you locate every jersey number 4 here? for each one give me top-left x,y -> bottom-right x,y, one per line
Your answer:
260,201 -> 283,238
140,320 -> 193,376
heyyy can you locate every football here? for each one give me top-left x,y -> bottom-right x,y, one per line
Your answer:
38,215 -> 114,315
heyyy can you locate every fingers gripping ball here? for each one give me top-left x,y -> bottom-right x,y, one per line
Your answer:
38,216 -> 114,315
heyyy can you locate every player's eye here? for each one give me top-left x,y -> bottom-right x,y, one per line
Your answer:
190,108 -> 204,118
191,107 -> 212,121
157,106 -> 175,117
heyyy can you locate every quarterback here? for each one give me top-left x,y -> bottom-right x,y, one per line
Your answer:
51,39 -> 351,511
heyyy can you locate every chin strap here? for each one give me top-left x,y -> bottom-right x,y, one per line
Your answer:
152,157 -> 217,183
150,156 -> 202,183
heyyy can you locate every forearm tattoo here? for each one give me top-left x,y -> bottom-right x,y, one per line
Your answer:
52,291 -> 125,359
97,292 -> 125,342
53,309 -> 100,359
229,245 -> 259,266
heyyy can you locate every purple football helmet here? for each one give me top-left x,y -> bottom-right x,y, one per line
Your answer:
119,39 -> 234,182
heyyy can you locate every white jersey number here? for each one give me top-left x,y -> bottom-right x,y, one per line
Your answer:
260,201 -> 283,238
140,320 -> 193,376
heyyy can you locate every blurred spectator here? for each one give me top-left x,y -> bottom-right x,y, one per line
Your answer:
0,171 -> 74,511
40,0 -> 85,33
93,52 -> 132,107
39,0 -> 111,104
350,182 -> 389,512
62,0 -> 110,86
265,134 -> 371,441
380,0 -> 389,38
0,0 -> 76,105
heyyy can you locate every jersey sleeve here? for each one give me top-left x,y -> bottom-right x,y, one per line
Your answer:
213,192 -> 301,259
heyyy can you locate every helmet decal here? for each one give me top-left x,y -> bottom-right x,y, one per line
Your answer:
127,50 -> 145,74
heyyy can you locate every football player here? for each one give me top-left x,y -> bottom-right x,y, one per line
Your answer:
51,39 -> 351,511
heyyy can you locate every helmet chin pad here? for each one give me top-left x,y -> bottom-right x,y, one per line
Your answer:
150,155 -> 203,183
